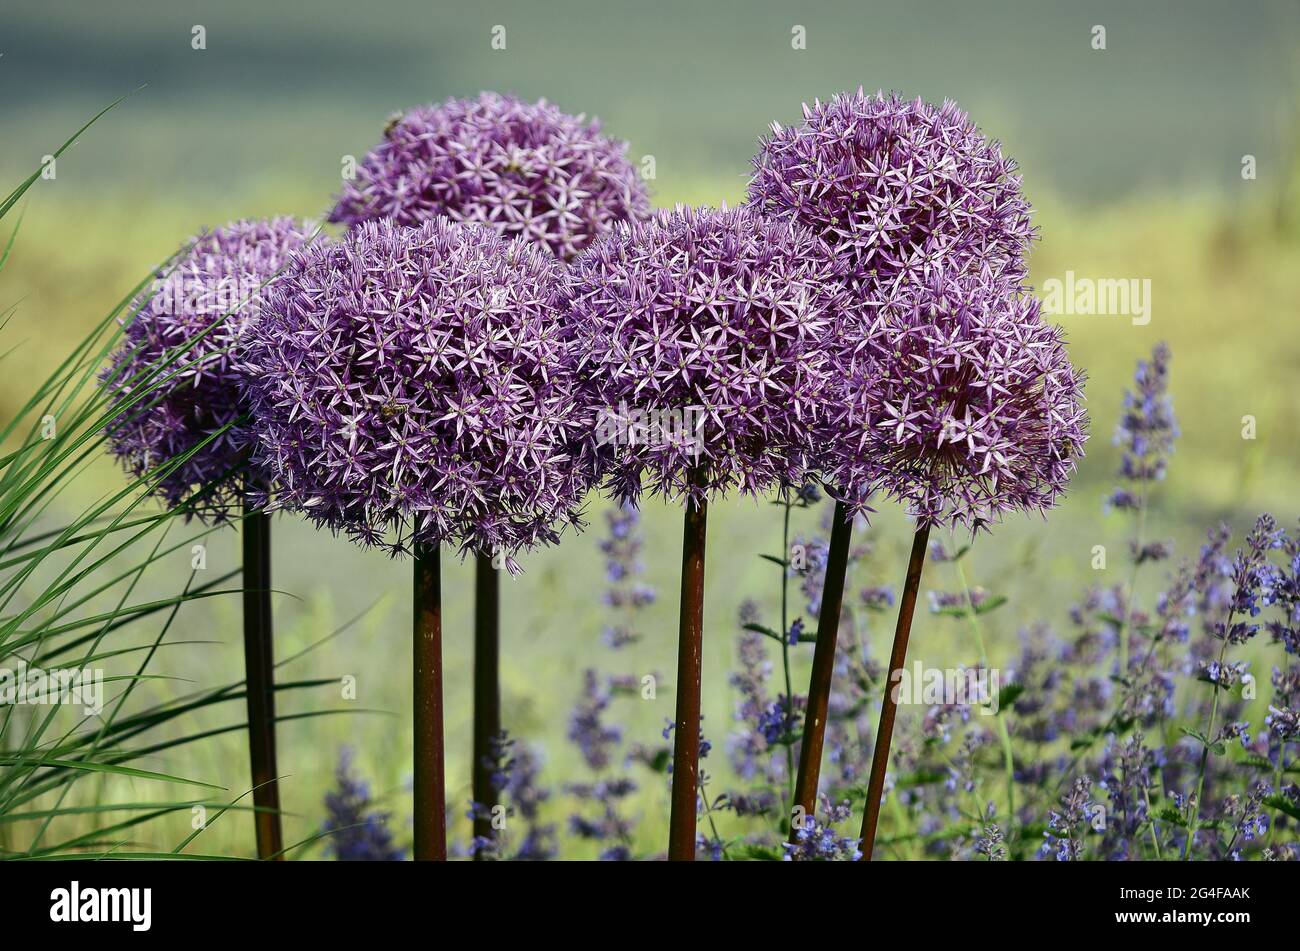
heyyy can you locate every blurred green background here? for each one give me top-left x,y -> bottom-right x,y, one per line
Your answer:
1,0 -> 1298,857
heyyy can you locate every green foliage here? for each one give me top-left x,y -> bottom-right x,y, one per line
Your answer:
0,110 -> 320,859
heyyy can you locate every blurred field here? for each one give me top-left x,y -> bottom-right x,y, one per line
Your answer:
1,0 -> 1299,857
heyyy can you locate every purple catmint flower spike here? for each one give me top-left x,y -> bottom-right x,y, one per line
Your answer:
103,217 -> 320,520
568,204 -> 845,860
1108,343 -> 1177,676
330,92 -> 650,262
323,747 -> 405,861
1109,342 -> 1177,513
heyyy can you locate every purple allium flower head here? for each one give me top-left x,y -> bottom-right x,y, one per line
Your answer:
240,217 -> 594,559
748,90 -> 1035,298
329,92 -> 650,262
567,205 -> 846,506
823,272 -> 1088,529
102,218 -> 320,521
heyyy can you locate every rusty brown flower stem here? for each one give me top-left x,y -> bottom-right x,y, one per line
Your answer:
241,501 -> 282,860
667,485 -> 708,861
413,542 -> 446,861
472,550 -> 500,858
788,499 -> 853,842
858,522 -> 931,861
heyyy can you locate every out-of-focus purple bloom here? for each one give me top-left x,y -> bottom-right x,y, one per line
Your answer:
929,587 -> 990,614
749,90 -> 1035,298
599,502 -> 656,648
1154,561 -> 1196,644
722,789 -> 780,818
1199,659 -> 1250,689
976,803 -> 1008,860
567,204 -> 846,506
468,732 -> 556,861
662,718 -> 712,763
727,626 -> 776,782
696,833 -> 725,861
793,534 -> 831,616
330,92 -> 649,262
756,695 -> 804,746
1122,667 -> 1177,725
1040,777 -> 1100,861
1221,781 -> 1271,848
568,670 -> 623,771
1267,664 -> 1300,746
825,631 -> 880,786
103,218 -> 319,521
859,586 -> 895,611
787,618 -> 805,645
795,482 -> 823,506
1267,703 -> 1300,743
1096,732 -> 1157,859
783,797 -> 862,861
322,747 -> 405,861
1133,540 -> 1173,564
1107,342 -> 1178,512
1215,720 -> 1252,749
241,217 -> 594,559
1206,515 -> 1286,645
944,730 -> 987,794
566,709 -> 640,857
1265,524 -> 1300,654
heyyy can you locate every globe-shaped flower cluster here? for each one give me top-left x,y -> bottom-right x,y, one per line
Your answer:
567,205 -> 848,505
102,217 -> 319,520
824,272 -> 1088,529
329,92 -> 650,262
240,217 -> 594,559
747,90 -> 1035,298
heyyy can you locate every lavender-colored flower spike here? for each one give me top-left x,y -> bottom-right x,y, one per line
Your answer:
748,90 -> 1035,297
567,204 -> 847,506
826,272 -> 1088,529
330,92 -> 650,262
240,217 -> 593,560
102,217 -> 320,521
1108,341 -> 1177,512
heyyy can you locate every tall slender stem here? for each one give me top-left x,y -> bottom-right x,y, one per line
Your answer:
240,500 -> 282,860
789,499 -> 853,841
858,523 -> 931,861
413,542 -> 446,861
668,488 -> 708,861
472,549 -> 500,858
779,499 -> 795,805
